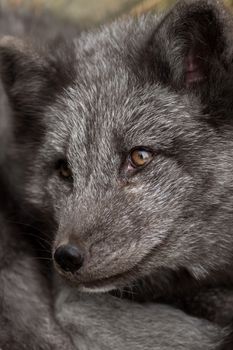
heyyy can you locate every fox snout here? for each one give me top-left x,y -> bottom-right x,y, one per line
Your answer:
54,244 -> 85,273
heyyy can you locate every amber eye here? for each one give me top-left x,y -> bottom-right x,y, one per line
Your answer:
56,160 -> 73,181
129,148 -> 153,168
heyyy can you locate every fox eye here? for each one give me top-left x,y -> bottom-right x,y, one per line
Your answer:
129,148 -> 154,168
56,160 -> 73,181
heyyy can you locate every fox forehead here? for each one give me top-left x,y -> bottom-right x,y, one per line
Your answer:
35,11 -> 218,167
45,78 -> 202,162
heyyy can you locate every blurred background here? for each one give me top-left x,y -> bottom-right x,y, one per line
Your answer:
1,0 -> 233,28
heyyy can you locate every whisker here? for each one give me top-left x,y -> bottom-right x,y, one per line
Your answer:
5,218 -> 52,240
21,232 -> 52,246
28,256 -> 53,261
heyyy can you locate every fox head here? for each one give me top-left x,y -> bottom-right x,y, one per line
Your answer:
2,0 -> 233,292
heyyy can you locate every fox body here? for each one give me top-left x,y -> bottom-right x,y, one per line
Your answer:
1,0 -> 233,348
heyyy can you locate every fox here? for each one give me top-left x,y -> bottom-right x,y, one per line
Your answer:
0,6 -> 210,350
1,0 -> 233,348
0,3 -> 225,350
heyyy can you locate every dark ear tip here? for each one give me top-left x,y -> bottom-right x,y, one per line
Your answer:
0,36 -> 38,92
174,0 -> 227,17
176,0 -> 224,7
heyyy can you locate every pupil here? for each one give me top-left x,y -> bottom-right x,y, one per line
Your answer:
138,151 -> 147,161
139,151 -> 145,159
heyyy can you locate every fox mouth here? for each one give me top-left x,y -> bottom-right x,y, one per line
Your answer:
78,270 -> 133,291
53,244 -> 157,292
53,253 -> 144,292
55,264 -> 136,292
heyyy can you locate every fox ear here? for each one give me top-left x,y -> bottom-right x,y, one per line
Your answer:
0,36 -> 48,114
0,36 -> 76,116
147,0 -> 232,92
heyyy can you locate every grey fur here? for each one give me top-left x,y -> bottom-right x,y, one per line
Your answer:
1,0 -> 233,348
55,281 -> 224,350
0,214 -> 75,350
0,212 -> 223,350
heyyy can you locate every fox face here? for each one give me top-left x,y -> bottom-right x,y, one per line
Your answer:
2,0 -> 233,292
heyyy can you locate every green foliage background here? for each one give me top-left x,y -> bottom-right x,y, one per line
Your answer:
1,0 -> 233,27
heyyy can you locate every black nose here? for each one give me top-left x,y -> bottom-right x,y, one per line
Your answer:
54,244 -> 84,273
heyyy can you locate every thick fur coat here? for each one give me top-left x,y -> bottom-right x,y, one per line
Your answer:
1,1 -> 233,349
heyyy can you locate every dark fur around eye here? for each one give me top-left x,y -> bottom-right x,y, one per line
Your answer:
55,159 -> 73,182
